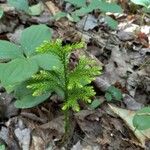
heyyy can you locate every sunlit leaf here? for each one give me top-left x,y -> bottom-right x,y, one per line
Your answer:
31,53 -> 62,70
20,25 -> 52,56
0,40 -> 23,59
133,107 -> 150,130
1,58 -> 38,86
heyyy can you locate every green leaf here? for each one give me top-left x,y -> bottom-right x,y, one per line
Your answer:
53,12 -> 67,20
65,0 -> 86,7
73,7 -> 93,16
131,0 -> 150,8
98,1 -> 123,13
31,53 -> 62,70
20,25 -> 52,56
1,58 -> 38,86
15,93 -> 51,108
7,0 -> 29,13
0,40 -> 23,59
55,87 -> 65,99
88,0 -> 123,13
87,0 -> 100,10
105,86 -> 122,101
29,2 -> 44,16
105,92 -> 112,101
73,0 -> 123,17
104,16 -> 118,30
133,107 -> 150,130
143,7 -> 150,13
14,82 -> 32,99
0,64 -> 5,79
67,13 -> 80,22
0,69 -> 18,92
0,144 -> 5,150
0,7 -> 4,19
90,99 -> 101,109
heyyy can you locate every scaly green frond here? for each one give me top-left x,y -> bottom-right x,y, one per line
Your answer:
62,86 -> 95,111
28,39 -> 101,113
68,56 -> 101,89
27,70 -> 64,96
36,39 -> 63,57
36,39 -> 85,61
62,42 -> 85,54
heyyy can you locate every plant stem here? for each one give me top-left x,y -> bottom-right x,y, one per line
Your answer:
64,109 -> 70,133
63,53 -> 70,134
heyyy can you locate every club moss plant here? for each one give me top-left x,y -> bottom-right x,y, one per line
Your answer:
27,39 -> 102,132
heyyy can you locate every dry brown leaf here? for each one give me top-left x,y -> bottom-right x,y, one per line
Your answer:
109,104 -> 150,148
30,134 -> 45,150
39,116 -> 65,135
45,1 -> 60,15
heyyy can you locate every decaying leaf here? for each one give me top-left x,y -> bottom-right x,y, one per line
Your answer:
109,104 -> 150,148
45,1 -> 60,15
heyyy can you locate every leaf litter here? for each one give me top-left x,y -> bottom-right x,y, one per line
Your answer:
0,0 -> 150,149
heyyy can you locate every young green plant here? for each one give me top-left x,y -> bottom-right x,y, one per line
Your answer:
27,39 -> 102,132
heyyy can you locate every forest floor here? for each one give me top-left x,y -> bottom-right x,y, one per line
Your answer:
0,0 -> 150,150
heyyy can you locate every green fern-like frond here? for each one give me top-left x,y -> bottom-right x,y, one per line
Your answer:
62,42 -> 85,54
27,70 -> 64,96
28,39 -> 101,112
68,56 -> 101,89
62,86 -> 95,111
36,39 -> 63,57
36,39 -> 85,60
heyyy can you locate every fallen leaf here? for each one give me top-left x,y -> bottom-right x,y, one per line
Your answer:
39,116 -> 65,135
109,104 -> 150,148
45,1 -> 60,15
123,94 -> 143,110
76,14 -> 98,31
